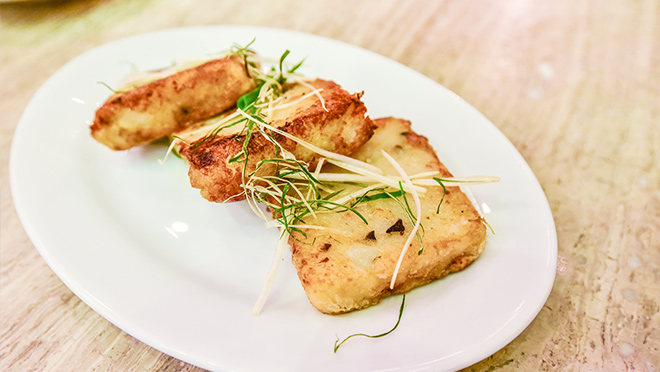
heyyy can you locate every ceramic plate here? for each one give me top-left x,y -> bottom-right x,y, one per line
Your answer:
10,26 -> 557,372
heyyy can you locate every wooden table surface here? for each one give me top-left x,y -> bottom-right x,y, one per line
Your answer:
1,0 -> 658,371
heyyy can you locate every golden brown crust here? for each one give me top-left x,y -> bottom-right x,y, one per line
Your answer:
288,117 -> 487,314
90,55 -> 256,150
177,79 -> 375,203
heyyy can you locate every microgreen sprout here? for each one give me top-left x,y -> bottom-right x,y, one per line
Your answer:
433,177 -> 448,213
333,295 -> 406,353
97,81 -> 119,93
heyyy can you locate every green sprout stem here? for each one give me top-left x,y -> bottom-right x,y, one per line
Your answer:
333,295 -> 406,353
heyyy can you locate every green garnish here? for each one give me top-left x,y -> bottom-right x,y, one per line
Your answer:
230,38 -> 257,78
432,177 -> 448,213
97,81 -> 118,93
236,82 -> 264,111
333,295 -> 406,353
277,50 -> 290,83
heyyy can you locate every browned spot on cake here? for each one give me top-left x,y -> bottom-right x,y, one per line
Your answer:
386,219 -> 405,235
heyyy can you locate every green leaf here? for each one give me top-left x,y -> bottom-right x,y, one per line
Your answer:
237,85 -> 261,111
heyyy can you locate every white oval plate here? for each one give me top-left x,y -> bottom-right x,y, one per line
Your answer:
10,26 -> 557,372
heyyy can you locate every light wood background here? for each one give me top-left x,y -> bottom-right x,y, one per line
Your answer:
1,0 -> 658,371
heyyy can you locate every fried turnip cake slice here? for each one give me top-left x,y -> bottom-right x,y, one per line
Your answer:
91,55 -> 256,150
288,117 -> 487,314
175,79 -> 375,203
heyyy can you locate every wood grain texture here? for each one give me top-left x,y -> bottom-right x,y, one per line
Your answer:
1,0 -> 658,371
